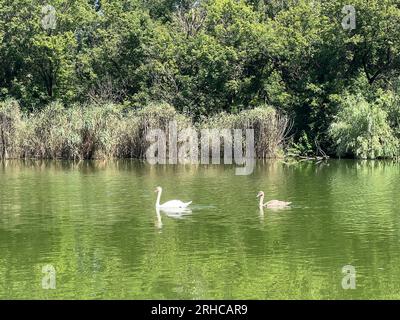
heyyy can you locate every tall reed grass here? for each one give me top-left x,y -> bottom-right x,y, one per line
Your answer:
0,100 -> 23,159
0,100 -> 290,160
201,106 -> 292,158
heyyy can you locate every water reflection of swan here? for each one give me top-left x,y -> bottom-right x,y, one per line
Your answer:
259,206 -> 265,223
155,207 -> 163,229
157,206 -> 192,218
155,187 -> 192,209
155,206 -> 192,229
257,191 -> 291,208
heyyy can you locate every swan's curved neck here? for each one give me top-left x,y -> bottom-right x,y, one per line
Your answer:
156,189 -> 162,207
259,195 -> 264,207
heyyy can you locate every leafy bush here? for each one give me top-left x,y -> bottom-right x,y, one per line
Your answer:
329,95 -> 399,159
286,131 -> 314,158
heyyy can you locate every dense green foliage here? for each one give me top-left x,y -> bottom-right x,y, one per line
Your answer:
329,94 -> 399,159
1,0 -> 400,158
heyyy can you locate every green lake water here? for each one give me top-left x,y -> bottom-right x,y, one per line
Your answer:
0,159 -> 399,299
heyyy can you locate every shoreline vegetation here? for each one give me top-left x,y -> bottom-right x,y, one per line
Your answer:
0,99 -> 292,160
0,98 -> 399,161
1,0 -> 400,160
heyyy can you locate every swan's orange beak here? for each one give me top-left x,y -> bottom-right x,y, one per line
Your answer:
154,189 -> 158,192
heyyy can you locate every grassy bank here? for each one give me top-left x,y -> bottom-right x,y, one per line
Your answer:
0,100 -> 290,160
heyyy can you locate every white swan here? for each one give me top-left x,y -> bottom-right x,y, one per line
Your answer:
257,191 -> 291,208
154,186 -> 192,209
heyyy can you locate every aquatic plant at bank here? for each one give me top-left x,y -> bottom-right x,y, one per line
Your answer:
0,100 -> 291,160
0,99 -> 23,159
201,106 -> 291,158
